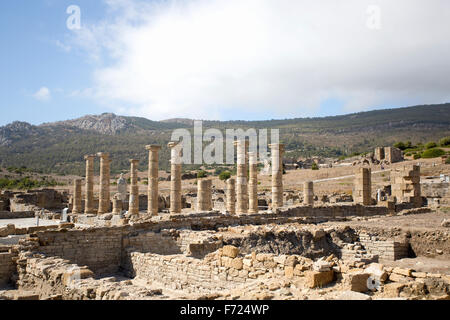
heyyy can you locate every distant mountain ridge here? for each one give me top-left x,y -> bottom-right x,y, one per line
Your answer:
0,103 -> 449,175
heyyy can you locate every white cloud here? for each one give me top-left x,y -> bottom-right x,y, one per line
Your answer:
70,0 -> 450,119
33,87 -> 51,101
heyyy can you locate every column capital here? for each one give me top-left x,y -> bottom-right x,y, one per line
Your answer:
97,152 -> 110,158
130,159 -> 139,164
269,143 -> 285,150
146,145 -> 162,151
233,139 -> 250,147
167,141 -> 180,149
84,154 -> 95,160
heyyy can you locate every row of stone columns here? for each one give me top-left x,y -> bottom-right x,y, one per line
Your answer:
74,141 -> 287,216
76,146 -> 163,216
225,142 -> 285,214
81,153 -> 111,215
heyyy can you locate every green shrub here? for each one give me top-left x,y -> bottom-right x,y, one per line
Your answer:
197,170 -> 207,178
425,142 -> 437,149
394,142 -> 406,150
311,163 -> 319,170
413,154 -> 421,160
421,148 -> 445,159
440,137 -> 450,147
218,171 -> 231,181
445,157 -> 450,164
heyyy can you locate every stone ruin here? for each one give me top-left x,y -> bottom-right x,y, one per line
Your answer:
0,140 -> 449,301
374,147 -> 404,164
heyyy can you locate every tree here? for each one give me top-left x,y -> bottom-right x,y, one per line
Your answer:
421,148 -> 445,159
439,136 -> 450,147
219,171 -> 231,181
197,170 -> 207,178
394,142 -> 406,150
425,142 -> 437,149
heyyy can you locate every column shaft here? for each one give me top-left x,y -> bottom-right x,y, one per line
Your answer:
97,153 -> 111,214
84,155 -> 95,214
304,181 -> 314,206
270,144 -> 285,209
146,145 -> 161,215
129,159 -> 139,215
72,179 -> 82,214
168,142 -> 182,214
248,152 -> 258,213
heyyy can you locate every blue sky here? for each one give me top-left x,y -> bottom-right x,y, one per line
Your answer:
1,0 -> 449,126
0,1 -> 106,125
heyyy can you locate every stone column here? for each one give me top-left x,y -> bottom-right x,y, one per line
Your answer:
354,167 -> 371,205
197,179 -> 212,212
269,143 -> 285,209
304,181 -> 314,206
146,145 -> 161,216
168,142 -> 182,214
84,155 -> 95,214
226,178 -> 236,214
128,159 -> 140,215
97,152 -> 111,214
72,179 -> 83,214
248,152 -> 258,213
234,140 -> 249,214
112,194 -> 122,215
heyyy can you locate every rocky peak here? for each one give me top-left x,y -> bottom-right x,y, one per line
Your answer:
0,121 -> 35,146
41,113 -> 129,135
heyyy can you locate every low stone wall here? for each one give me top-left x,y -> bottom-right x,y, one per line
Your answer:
22,228 -> 123,274
122,250 -> 303,294
0,252 -> 16,287
422,182 -> 450,205
0,211 -> 35,219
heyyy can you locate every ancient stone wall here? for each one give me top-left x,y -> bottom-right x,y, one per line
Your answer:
0,251 -> 16,287
25,228 -> 123,274
391,165 -> 422,206
0,211 -> 35,219
358,234 -> 409,261
421,182 -> 450,205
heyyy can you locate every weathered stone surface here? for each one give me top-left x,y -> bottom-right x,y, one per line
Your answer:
365,263 -> 388,282
392,267 -> 413,277
222,245 -> 239,258
305,270 -> 334,288
345,272 -> 370,293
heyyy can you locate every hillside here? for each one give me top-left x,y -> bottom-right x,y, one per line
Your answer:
0,103 -> 449,176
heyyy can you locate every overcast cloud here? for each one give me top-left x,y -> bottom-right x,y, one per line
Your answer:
70,0 -> 450,120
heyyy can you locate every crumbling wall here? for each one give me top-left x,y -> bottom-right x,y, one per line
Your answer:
359,234 -> 409,261
421,182 -> 450,205
391,165 -> 422,207
0,251 -> 17,287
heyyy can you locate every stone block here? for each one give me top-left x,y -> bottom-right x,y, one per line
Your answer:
305,270 -> 334,288
222,245 -> 239,258
392,267 -> 413,277
345,272 -> 370,293
231,258 -> 243,270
